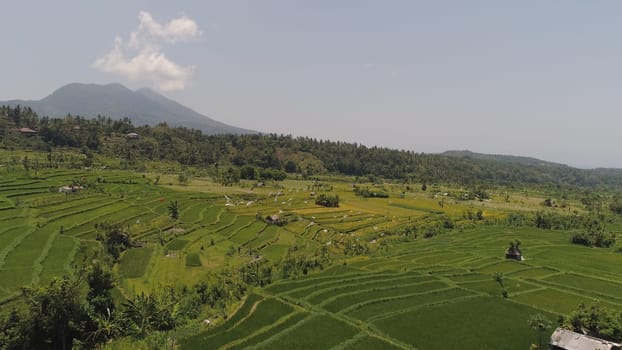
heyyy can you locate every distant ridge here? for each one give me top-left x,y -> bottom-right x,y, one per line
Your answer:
442,150 -> 565,167
1,83 -> 255,135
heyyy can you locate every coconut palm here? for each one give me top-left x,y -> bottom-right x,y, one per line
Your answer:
168,200 -> 179,219
527,313 -> 551,350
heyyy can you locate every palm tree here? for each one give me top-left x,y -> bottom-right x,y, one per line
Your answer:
168,200 -> 179,219
527,313 -> 552,350
492,272 -> 507,298
122,292 -> 176,337
123,292 -> 157,337
493,272 -> 504,288
87,308 -> 122,344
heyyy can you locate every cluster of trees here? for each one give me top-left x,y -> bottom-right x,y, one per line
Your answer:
315,194 -> 340,208
353,186 -> 389,198
460,187 -> 490,201
503,210 -> 616,248
560,303 -> 622,342
533,211 -> 583,230
277,256 -> 325,279
239,166 -> 287,181
385,215 -> 455,240
609,194 -> 622,215
0,264 -> 254,349
239,260 -> 273,287
0,268 -> 112,349
94,223 -> 134,261
7,105 -> 622,187
570,215 -> 615,248
342,239 -> 370,256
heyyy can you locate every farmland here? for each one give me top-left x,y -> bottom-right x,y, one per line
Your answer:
0,153 -> 621,349
183,225 -> 622,350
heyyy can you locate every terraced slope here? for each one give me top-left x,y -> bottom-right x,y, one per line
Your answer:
183,226 -> 622,350
0,170 -> 229,300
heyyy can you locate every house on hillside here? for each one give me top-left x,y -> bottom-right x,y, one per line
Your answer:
550,328 -> 621,350
265,214 -> 288,226
266,214 -> 280,223
14,127 -> 38,136
126,132 -> 140,140
58,185 -> 83,193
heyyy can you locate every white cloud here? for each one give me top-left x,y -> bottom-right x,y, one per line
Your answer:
93,11 -> 201,91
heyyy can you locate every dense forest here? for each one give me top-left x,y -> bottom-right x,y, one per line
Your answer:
3,105 -> 622,188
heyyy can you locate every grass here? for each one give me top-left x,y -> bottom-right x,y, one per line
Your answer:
345,287 -> 475,321
507,267 -> 559,279
229,222 -> 266,244
167,239 -> 189,251
118,247 -> 154,278
306,273 -> 424,304
458,278 -> 540,296
227,312 -> 309,350
478,260 -> 530,274
252,314 -> 358,350
38,235 -> 76,285
373,296 -> 552,350
205,293 -> 263,335
342,335 -> 405,350
199,301 -> 286,348
183,297 -> 293,350
185,253 -> 202,267
264,272 -> 378,295
512,288 -> 620,314
282,274 -> 395,299
322,281 -> 449,313
542,273 -> 622,299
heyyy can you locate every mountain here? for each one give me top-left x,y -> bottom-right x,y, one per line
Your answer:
442,150 -> 565,167
1,83 -> 255,135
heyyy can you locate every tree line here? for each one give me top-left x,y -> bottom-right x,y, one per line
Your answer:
4,105 -> 622,187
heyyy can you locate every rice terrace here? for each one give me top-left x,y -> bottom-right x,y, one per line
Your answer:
1,133 -> 622,349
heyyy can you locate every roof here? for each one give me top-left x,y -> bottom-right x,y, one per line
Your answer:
17,127 -> 37,133
126,132 -> 139,136
550,328 -> 621,350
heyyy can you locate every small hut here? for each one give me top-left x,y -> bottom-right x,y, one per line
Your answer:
505,240 -> 522,261
126,132 -> 140,140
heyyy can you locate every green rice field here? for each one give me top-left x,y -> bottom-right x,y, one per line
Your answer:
1,164 -> 621,349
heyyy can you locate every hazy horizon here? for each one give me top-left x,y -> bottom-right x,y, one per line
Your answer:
2,1 -> 622,169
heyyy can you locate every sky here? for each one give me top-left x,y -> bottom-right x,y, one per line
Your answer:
1,1 -> 622,169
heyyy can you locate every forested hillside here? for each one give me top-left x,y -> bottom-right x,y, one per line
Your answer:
2,105 -> 622,188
